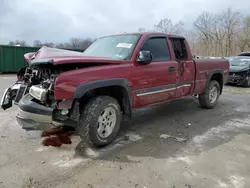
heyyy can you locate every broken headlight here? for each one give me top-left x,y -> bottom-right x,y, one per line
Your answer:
29,85 -> 47,101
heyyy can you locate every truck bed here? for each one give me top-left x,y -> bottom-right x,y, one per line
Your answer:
193,59 -> 230,94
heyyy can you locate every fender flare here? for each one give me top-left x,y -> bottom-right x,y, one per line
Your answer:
206,69 -> 224,94
73,78 -> 133,116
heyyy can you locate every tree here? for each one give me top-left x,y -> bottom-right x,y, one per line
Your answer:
193,11 -> 214,56
8,40 -> 27,46
220,8 -> 241,56
43,42 -> 54,47
70,38 -> 81,49
15,40 -> 27,46
210,13 -> 227,56
79,38 -> 93,49
8,41 -> 15,46
55,43 -> 65,48
154,18 -> 184,34
236,16 -> 250,52
138,27 -> 146,32
33,40 -> 42,47
184,30 -> 198,54
137,7 -> 250,57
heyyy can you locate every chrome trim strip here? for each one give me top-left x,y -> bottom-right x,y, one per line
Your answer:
136,83 -> 192,97
137,87 -> 175,96
176,84 -> 192,89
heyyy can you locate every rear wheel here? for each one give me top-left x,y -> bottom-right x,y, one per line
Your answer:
199,80 -> 220,109
78,96 -> 122,147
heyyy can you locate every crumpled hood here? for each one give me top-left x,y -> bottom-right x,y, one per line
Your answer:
230,66 -> 250,72
24,46 -> 124,65
24,46 -> 83,63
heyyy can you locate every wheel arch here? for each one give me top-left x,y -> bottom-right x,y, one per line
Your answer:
206,70 -> 224,95
73,78 -> 132,120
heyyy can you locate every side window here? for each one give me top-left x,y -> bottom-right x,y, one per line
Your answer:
170,39 -> 187,60
141,37 -> 170,62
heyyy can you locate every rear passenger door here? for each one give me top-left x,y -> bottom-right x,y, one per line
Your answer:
133,36 -> 178,107
169,37 -> 195,98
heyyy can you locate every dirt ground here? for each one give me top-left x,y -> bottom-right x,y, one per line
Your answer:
0,75 -> 250,188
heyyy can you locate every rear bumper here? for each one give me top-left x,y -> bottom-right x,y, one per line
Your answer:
16,94 -> 55,131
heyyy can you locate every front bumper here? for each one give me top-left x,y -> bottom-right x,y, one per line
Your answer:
227,74 -> 247,85
16,94 -> 55,131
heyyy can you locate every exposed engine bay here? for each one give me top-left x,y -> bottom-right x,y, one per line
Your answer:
2,65 -> 58,110
2,62 -> 107,111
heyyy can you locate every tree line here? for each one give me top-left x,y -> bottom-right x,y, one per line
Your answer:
139,7 -> 250,57
6,7 -> 250,57
8,38 -> 94,50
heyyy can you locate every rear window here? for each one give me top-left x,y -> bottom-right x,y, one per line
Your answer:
170,38 -> 187,60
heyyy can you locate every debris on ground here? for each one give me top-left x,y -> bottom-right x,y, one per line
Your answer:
88,183 -> 94,188
160,134 -> 187,143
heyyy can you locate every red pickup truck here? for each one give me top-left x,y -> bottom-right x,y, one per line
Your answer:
1,32 -> 229,147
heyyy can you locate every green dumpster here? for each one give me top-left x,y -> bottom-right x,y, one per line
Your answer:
0,45 -> 85,73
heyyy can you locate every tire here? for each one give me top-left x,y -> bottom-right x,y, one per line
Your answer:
78,96 -> 122,147
199,80 -> 220,109
243,76 -> 250,88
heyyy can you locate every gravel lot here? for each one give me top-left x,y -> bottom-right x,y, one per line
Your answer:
0,75 -> 250,188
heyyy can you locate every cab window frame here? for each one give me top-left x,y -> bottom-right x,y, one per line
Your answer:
140,36 -> 171,62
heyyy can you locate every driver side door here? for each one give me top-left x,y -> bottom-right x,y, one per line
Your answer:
132,36 -> 178,107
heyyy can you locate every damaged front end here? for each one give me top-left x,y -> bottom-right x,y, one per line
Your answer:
1,61 -> 77,131
227,56 -> 250,86
1,46 -> 118,131
228,70 -> 250,86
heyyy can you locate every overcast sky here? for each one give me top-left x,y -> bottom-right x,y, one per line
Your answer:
0,0 -> 249,45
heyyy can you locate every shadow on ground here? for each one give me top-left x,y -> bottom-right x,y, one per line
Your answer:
74,93 -> 250,163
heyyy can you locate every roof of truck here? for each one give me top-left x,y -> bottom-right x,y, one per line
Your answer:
105,32 -> 185,39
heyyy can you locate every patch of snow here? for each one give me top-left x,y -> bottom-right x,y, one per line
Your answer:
218,180 -> 229,188
175,156 -> 193,165
36,147 -> 49,152
160,134 -> 171,139
230,175 -> 245,188
193,117 -> 250,145
175,137 -> 187,143
53,158 -> 87,168
126,133 -> 142,142
160,134 -> 187,143
86,147 -> 99,158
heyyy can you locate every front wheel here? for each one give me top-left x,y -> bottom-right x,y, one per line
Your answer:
199,80 -> 220,109
243,76 -> 250,88
78,96 -> 122,147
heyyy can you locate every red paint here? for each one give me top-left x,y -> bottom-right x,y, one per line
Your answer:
33,33 -> 229,109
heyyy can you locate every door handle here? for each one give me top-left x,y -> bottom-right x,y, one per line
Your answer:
168,66 -> 175,72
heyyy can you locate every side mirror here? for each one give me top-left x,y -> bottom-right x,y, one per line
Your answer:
137,51 -> 152,65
